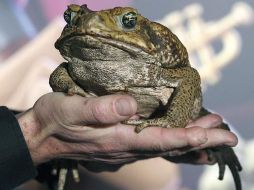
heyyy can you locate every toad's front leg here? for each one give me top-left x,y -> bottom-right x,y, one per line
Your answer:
49,62 -> 92,97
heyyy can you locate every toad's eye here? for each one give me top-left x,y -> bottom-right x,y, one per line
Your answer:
121,12 -> 137,29
64,10 -> 77,25
64,10 -> 71,24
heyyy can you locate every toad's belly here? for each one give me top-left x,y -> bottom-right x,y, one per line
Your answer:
122,87 -> 173,118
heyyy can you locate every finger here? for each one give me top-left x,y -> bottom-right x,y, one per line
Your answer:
198,127 -> 238,148
118,125 -> 237,152
58,93 -> 137,125
187,114 -> 222,128
171,127 -> 238,152
119,126 -> 208,151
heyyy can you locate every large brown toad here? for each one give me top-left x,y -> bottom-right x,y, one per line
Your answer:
49,4 -> 242,190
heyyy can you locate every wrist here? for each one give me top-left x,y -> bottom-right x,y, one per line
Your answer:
16,109 -> 55,165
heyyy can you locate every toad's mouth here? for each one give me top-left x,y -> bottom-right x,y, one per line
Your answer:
56,33 -> 145,52
96,36 -> 150,56
55,33 -> 157,63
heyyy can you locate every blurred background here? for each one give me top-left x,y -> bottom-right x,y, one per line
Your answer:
0,0 -> 253,190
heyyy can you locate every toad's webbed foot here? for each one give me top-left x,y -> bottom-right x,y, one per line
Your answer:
207,146 -> 242,190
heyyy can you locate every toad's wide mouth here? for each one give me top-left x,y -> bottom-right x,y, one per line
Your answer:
55,33 -> 155,58
55,33 -> 159,67
97,36 -> 150,55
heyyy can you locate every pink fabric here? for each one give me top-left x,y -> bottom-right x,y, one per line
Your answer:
39,0 -> 133,20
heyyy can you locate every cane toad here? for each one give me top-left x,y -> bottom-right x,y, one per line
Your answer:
49,4 -> 242,190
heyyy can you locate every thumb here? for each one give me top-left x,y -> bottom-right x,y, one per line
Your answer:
62,94 -> 137,125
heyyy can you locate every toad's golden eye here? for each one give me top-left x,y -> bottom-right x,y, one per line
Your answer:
121,12 -> 137,29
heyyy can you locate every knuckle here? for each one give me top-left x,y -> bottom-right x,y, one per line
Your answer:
158,128 -> 170,150
149,128 -> 171,151
187,127 -> 207,147
91,100 -> 112,123
115,125 -> 138,151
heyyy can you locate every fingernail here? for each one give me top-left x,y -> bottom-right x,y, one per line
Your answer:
115,98 -> 135,116
225,137 -> 238,147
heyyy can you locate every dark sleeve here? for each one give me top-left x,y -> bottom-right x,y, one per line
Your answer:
0,106 -> 37,190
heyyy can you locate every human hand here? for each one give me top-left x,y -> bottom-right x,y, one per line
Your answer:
165,114 -> 234,165
17,93 -> 237,168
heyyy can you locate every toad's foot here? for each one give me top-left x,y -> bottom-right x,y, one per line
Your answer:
123,119 -> 170,133
51,159 -> 80,190
207,146 -> 242,190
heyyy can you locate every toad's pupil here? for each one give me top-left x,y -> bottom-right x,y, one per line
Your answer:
122,12 -> 137,29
